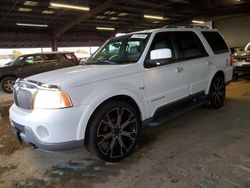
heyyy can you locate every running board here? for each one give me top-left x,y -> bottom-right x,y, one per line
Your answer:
148,96 -> 208,127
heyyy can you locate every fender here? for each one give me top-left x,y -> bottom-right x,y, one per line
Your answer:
206,68 -> 225,94
75,83 -> 149,140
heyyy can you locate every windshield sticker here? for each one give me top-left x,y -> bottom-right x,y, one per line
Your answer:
130,34 -> 148,39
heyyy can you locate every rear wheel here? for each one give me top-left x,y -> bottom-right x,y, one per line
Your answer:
86,101 -> 140,162
1,76 -> 16,93
208,75 -> 226,109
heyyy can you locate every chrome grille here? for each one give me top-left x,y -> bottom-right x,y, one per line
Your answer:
13,79 -> 59,110
13,81 -> 37,110
14,88 -> 33,110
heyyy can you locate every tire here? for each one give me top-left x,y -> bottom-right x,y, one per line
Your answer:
208,75 -> 226,109
85,101 -> 140,162
1,76 -> 16,93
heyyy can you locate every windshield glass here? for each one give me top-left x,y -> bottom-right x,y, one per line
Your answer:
240,42 -> 250,51
86,33 -> 150,65
12,56 -> 25,65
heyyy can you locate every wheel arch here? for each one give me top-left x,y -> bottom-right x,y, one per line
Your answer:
0,75 -> 17,82
206,70 -> 225,94
76,90 -> 147,141
83,95 -> 142,145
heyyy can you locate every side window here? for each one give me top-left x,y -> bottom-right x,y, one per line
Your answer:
202,31 -> 229,54
146,32 -> 175,64
23,55 -> 42,65
43,54 -> 60,62
150,32 -> 175,52
61,53 -> 79,64
173,32 -> 208,60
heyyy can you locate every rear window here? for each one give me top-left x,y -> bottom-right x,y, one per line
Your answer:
202,32 -> 229,54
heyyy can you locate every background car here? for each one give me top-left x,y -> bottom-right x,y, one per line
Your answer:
0,52 -> 79,93
233,42 -> 250,77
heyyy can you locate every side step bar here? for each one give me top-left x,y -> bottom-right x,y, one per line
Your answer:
148,95 -> 208,127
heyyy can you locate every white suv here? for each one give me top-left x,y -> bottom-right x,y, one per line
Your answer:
9,26 -> 233,162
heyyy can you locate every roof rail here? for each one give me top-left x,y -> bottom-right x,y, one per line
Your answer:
163,25 -> 210,29
163,25 -> 179,28
186,25 -> 210,29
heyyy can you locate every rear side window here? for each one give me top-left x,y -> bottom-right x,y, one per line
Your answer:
43,54 -> 60,61
173,32 -> 208,60
202,32 -> 229,54
61,53 -> 79,64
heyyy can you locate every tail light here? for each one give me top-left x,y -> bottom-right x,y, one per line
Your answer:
230,53 -> 234,66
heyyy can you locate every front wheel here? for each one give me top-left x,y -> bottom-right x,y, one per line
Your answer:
208,76 -> 226,109
1,76 -> 16,93
86,101 -> 140,162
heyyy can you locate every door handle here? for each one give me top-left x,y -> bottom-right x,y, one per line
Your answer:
207,61 -> 213,65
176,66 -> 183,73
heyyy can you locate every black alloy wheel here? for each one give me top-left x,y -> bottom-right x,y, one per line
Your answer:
208,76 -> 226,109
86,101 -> 140,162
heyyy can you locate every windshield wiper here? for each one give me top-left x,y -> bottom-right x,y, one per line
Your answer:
98,59 -> 117,64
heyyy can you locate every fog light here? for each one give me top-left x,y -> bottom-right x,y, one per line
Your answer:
36,126 -> 49,140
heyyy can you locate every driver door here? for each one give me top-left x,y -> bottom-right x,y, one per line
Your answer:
143,32 -> 190,116
19,55 -> 44,78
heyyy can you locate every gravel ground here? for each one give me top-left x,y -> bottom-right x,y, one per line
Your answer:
0,90 -> 13,118
0,77 -> 250,188
0,90 -> 12,105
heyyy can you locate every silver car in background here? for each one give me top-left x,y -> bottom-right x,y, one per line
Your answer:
233,42 -> 250,77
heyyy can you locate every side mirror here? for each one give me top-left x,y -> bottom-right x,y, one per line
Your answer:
150,48 -> 172,60
146,48 -> 172,68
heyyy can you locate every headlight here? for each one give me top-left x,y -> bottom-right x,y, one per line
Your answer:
34,89 -> 72,109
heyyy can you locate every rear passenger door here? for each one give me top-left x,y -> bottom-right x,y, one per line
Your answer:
42,54 -> 60,72
201,31 -> 231,82
172,31 -> 210,95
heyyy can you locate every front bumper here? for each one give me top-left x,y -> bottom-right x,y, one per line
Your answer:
11,121 -> 84,151
233,62 -> 250,74
9,104 -> 89,151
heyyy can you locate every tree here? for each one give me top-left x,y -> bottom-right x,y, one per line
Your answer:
12,50 -> 22,58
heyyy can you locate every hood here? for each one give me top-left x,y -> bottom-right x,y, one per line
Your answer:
26,64 -> 140,88
234,50 -> 250,57
0,64 -> 17,71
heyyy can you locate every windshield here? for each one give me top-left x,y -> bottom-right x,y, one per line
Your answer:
12,56 -> 25,65
240,42 -> 250,51
86,33 -> 150,65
